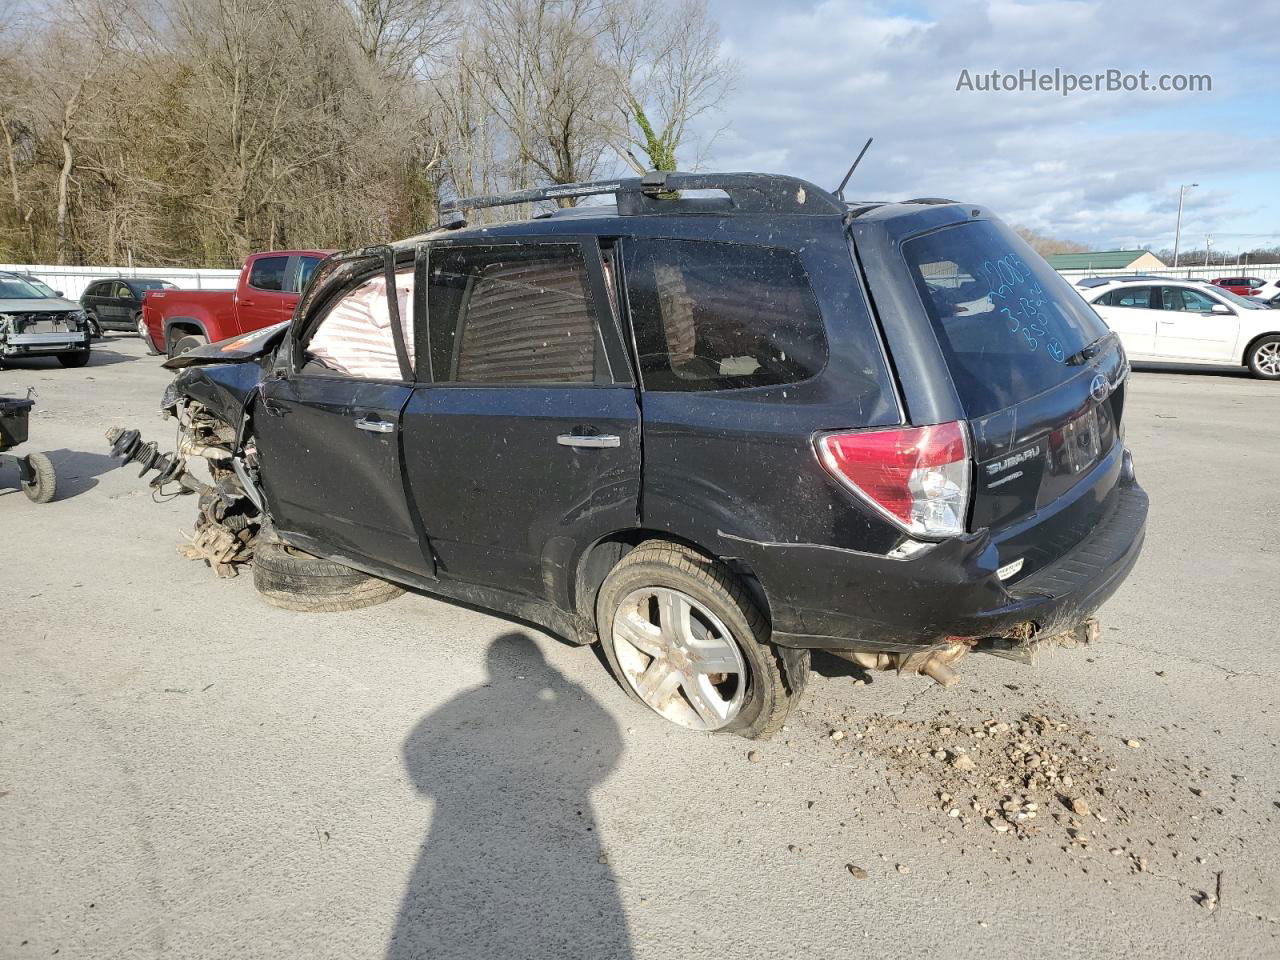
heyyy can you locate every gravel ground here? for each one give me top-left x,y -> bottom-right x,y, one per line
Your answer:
1,336 -> 1277,959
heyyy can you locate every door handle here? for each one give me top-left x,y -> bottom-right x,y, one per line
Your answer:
557,433 -> 620,448
356,417 -> 395,434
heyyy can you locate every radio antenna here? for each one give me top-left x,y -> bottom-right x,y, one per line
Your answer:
834,138 -> 874,200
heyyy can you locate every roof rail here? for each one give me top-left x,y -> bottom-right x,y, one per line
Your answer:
438,172 -> 845,223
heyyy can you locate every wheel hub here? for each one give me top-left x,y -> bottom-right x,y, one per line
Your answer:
611,586 -> 747,731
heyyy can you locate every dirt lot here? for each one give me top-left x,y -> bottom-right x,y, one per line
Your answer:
2,336 -> 1277,959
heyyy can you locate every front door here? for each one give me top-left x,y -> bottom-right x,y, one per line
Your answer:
254,261 -> 432,577
1153,285 -> 1240,362
401,237 -> 641,598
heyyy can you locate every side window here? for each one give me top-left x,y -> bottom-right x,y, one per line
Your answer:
295,256 -> 323,293
1179,288 -> 1218,313
1115,286 -> 1154,309
304,268 -> 414,381
622,238 -> 827,391
114,282 -> 132,299
1093,290 -> 1114,306
427,243 -> 601,384
248,256 -> 288,292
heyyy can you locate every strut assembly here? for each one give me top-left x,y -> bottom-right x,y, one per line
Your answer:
106,422 -> 261,578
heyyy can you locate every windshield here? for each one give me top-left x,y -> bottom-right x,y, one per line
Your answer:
0,276 -> 47,299
903,220 -> 1112,418
22,277 -> 58,297
1208,285 -> 1267,310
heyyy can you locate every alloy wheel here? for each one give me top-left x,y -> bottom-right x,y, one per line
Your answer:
611,586 -> 748,731
1254,341 -> 1280,377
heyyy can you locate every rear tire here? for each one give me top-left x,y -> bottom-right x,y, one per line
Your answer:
169,333 -> 206,357
57,350 -> 90,368
252,540 -> 405,612
1247,335 -> 1280,380
21,452 -> 57,503
595,540 -> 807,739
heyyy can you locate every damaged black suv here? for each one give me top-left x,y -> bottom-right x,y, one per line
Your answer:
109,172 -> 1147,739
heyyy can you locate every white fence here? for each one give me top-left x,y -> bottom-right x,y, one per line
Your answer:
1057,263 -> 1280,283
1,263 -> 241,300
6,258 -> 1280,303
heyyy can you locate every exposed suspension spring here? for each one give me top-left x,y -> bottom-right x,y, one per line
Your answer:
105,427 -> 207,493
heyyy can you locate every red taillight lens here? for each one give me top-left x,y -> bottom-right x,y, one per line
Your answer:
817,421 -> 971,538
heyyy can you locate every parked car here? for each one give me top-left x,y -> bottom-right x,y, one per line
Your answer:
0,271 -> 92,368
1209,276 -> 1266,297
1075,274 -> 1168,289
1249,278 -> 1280,301
141,250 -> 329,356
1084,278 -> 1280,378
109,172 -> 1147,739
81,277 -> 177,339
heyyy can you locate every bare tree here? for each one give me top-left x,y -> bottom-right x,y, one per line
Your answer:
602,0 -> 735,173
465,0 -> 614,198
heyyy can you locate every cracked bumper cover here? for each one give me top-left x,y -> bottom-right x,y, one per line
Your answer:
749,479 -> 1148,653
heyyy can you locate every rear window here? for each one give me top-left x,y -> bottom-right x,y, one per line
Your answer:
903,221 -> 1110,417
622,238 -> 827,391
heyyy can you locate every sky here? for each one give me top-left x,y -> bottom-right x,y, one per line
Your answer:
697,0 -> 1280,254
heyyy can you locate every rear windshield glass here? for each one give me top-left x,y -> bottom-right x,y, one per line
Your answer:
903,220 -> 1111,417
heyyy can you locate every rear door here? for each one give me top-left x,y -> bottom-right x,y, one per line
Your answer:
1152,285 -> 1239,361
401,236 -> 640,598
236,255 -> 290,333
1089,286 -> 1159,357
254,259 -> 432,577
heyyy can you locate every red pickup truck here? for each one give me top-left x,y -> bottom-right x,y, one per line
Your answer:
142,250 -> 331,356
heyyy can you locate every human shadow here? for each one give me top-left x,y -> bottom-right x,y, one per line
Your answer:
387,632 -> 632,960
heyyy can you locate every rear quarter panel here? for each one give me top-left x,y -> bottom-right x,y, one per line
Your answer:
145,289 -> 238,348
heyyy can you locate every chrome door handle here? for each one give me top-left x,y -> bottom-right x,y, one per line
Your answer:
355,417 -> 394,433
557,433 -> 620,448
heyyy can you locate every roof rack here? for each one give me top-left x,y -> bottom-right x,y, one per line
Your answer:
438,171 -> 845,225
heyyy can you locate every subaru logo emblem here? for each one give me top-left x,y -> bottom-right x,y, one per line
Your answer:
1089,374 -> 1109,402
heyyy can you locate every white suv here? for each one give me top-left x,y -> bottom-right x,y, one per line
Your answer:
1084,279 -> 1280,379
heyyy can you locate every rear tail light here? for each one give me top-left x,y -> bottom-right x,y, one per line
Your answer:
817,421 -> 971,538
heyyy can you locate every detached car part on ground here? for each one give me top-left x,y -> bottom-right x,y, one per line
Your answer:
0,272 -> 92,368
2,391 -> 58,502
107,172 -> 1148,739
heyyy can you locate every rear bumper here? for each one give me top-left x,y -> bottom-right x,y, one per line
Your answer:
755,478 -> 1148,652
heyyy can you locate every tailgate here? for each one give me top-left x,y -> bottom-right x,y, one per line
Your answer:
896,217 -> 1128,573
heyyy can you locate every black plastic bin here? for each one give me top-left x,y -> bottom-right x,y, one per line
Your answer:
0,395 -> 34,450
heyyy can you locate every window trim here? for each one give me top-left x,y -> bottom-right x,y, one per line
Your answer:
415,234 -> 634,388
288,252 -> 417,385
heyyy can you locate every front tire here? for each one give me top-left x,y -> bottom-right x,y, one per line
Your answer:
86,313 -> 102,339
137,314 -> 159,355
252,540 -> 405,612
595,540 -> 807,739
1247,335 -> 1280,380
57,349 -> 90,368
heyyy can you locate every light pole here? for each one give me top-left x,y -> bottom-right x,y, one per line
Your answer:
1204,235 -> 1213,268
1173,182 -> 1198,269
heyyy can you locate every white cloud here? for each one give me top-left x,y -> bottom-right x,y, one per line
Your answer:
698,0 -> 1280,249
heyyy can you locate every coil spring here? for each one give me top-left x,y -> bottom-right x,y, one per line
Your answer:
105,427 -> 186,487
